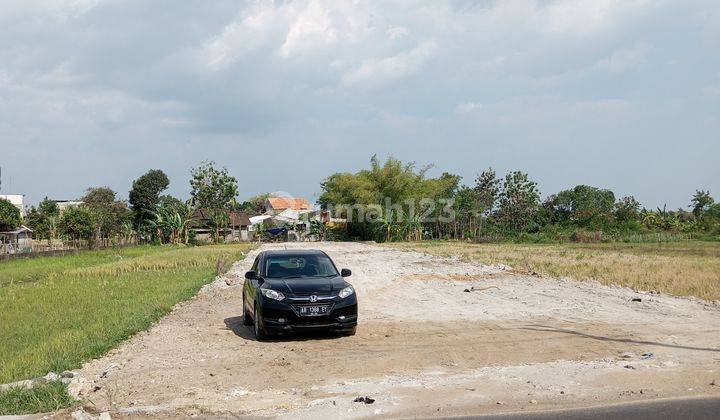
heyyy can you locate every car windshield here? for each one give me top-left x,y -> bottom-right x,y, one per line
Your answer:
264,254 -> 339,279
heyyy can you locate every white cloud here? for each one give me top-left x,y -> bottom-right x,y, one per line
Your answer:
455,102 -> 483,114
0,0 -> 103,22
543,0 -> 653,36
460,97 -> 634,125
386,26 -> 410,40
342,41 -> 437,87
704,85 -> 720,97
279,0 -> 337,58
202,3 -> 286,70
2,0 -> 718,209
0,70 -> 11,87
38,61 -> 85,85
594,43 -> 648,73
194,0 -> 671,88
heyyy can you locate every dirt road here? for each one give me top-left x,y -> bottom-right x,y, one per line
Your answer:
73,242 -> 720,418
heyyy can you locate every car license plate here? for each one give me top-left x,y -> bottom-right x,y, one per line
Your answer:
299,305 -> 329,316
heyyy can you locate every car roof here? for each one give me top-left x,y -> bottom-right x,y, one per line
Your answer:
261,249 -> 328,257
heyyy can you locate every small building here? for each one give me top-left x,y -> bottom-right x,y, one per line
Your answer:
249,214 -> 273,232
0,194 -> 25,217
0,225 -> 33,254
192,209 -> 252,242
264,197 -> 311,215
53,200 -> 83,214
228,211 -> 252,241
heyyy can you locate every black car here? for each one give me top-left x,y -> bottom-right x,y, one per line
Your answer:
242,249 -> 358,340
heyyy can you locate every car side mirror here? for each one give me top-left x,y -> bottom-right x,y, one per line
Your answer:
245,270 -> 257,280
341,268 -> 352,277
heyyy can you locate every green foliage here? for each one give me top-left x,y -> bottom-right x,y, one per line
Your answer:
0,381 -> 75,415
474,168 -> 500,216
37,198 -> 59,218
471,168 -> 500,237
308,219 -> 327,240
316,156 -> 719,243
691,190 -> 714,217
497,171 -> 540,232
450,186 -> 479,240
237,193 -> 269,215
318,155 -> 456,241
58,206 -> 94,241
129,169 -> 170,229
189,161 -> 238,209
614,196 -> 641,223
81,187 -> 132,246
157,195 -> 186,214
146,202 -> 196,245
545,185 -> 615,229
208,209 -> 230,243
691,190 -> 719,233
0,199 -> 21,231
24,198 -> 60,241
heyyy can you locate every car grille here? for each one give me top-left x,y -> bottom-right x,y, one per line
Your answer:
292,291 -> 334,297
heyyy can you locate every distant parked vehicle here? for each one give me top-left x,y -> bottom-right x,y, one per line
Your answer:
242,249 -> 357,340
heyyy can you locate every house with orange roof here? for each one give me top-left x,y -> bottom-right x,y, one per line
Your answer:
264,197 -> 312,215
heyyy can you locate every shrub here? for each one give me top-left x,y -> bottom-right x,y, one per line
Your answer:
570,229 -> 603,243
0,199 -> 21,231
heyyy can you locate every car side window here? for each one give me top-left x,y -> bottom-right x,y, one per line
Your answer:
251,257 -> 259,272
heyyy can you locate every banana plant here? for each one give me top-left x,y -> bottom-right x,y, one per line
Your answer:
147,203 -> 198,245
209,209 -> 230,243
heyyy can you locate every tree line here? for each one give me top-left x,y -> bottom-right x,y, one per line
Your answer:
1,156 -> 718,247
318,156 -> 720,242
0,162 -> 243,248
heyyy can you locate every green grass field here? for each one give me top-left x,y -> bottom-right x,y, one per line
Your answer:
0,382 -> 75,415
389,241 -> 720,301
0,244 -> 252,393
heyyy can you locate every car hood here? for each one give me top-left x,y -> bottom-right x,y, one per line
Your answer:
263,276 -> 347,295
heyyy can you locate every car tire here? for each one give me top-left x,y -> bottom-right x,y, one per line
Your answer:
254,307 -> 268,341
341,327 -> 356,336
242,296 -> 252,326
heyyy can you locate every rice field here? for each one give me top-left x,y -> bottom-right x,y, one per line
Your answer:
0,244 -> 253,386
388,241 -> 720,301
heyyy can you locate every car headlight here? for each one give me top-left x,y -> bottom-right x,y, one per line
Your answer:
338,286 -> 354,299
262,288 -> 285,301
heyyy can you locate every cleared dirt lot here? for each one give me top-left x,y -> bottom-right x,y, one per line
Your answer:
72,242 -> 720,418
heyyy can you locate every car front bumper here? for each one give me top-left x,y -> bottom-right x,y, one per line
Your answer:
258,295 -> 358,333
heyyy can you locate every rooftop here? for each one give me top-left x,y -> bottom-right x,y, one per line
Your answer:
266,197 -> 311,211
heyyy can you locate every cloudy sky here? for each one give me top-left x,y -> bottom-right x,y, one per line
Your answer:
1,0 -> 718,208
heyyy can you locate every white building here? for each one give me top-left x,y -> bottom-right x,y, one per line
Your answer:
53,200 -> 83,213
0,194 -> 25,216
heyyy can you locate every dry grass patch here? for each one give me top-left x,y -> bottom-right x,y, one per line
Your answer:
389,241 -> 720,301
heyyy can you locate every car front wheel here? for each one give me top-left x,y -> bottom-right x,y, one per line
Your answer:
253,307 -> 268,341
242,295 -> 252,326
341,327 -> 356,336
